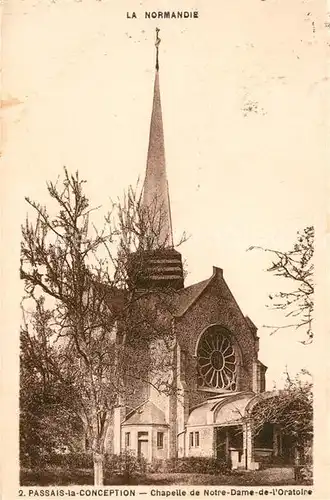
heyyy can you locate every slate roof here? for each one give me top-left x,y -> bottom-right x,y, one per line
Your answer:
123,400 -> 167,426
173,276 -> 214,317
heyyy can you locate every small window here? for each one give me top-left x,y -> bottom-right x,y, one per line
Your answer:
125,432 -> 130,448
157,432 -> 164,449
195,431 -> 200,447
189,432 -> 194,447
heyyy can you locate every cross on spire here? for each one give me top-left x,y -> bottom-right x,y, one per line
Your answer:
155,28 -> 161,71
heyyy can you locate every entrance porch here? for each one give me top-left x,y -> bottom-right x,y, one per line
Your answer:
186,391 -> 286,470
214,422 -> 283,470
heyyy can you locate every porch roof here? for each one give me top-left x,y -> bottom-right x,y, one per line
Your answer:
187,392 -> 256,427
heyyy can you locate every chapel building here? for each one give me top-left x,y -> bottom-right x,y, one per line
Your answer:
105,33 -> 285,471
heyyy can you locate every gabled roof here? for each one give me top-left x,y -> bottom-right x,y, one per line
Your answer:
122,400 -> 167,426
173,267 -> 260,338
173,270 -> 218,317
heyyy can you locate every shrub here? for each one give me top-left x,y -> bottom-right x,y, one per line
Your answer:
147,459 -> 164,473
300,465 -> 313,484
105,451 -> 147,479
20,466 -> 94,486
295,464 -> 313,485
163,457 -> 230,475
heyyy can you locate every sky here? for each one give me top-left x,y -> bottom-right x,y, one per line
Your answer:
1,0 -> 327,393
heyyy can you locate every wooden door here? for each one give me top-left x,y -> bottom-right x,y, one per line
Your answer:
138,439 -> 148,460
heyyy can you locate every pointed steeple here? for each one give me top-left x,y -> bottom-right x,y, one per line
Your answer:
141,28 -> 173,250
130,30 -> 184,291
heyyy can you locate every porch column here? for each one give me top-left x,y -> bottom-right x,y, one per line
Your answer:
243,420 -> 253,470
273,424 -> 279,457
213,428 -> 217,458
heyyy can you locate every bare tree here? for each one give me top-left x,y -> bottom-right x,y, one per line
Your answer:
248,226 -> 314,343
20,168 -> 184,485
20,298 -> 83,464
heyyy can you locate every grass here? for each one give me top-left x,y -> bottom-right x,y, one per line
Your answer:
20,466 -> 307,486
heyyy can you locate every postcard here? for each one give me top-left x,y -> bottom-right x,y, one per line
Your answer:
1,0 -> 328,498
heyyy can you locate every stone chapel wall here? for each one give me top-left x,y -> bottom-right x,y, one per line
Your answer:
175,272 -> 258,412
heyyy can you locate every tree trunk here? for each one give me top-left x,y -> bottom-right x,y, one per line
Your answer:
93,452 -> 104,486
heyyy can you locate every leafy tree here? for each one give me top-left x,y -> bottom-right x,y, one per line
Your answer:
20,169 -> 182,485
249,226 -> 314,343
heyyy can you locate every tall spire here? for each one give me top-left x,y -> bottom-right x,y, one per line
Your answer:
131,30 -> 184,291
141,28 -> 173,250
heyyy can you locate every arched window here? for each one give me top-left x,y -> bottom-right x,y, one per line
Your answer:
197,325 -> 237,391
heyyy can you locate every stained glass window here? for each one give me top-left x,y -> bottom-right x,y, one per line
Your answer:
197,326 -> 237,390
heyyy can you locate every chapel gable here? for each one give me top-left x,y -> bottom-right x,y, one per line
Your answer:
173,267 -> 265,408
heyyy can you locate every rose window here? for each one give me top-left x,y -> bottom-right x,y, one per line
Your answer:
197,326 -> 237,390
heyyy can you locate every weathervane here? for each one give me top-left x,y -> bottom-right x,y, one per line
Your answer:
155,27 -> 161,71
